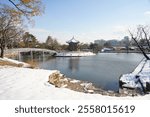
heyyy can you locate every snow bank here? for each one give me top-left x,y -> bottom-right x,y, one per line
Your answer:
55,51 -> 96,57
0,67 -> 149,99
0,57 -> 30,67
120,59 -> 150,91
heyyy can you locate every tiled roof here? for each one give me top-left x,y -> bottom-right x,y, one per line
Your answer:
66,37 -> 79,43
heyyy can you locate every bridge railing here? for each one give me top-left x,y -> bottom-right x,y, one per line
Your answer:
5,48 -> 56,54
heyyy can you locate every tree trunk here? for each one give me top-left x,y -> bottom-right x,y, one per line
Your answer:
133,38 -> 150,60
0,47 -> 4,58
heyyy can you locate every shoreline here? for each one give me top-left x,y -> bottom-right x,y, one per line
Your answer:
0,56 -> 149,99
0,59 -> 143,97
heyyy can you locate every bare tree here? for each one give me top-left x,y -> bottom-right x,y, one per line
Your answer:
0,0 -> 44,20
0,0 -> 44,57
129,25 -> 150,60
141,26 -> 150,50
46,36 -> 60,50
0,7 -> 23,58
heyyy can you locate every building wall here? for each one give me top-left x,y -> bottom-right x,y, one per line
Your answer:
68,42 -> 78,51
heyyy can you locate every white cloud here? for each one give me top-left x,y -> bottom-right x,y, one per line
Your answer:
144,11 -> 150,16
113,25 -> 128,32
112,25 -> 129,39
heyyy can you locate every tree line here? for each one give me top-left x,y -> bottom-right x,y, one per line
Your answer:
0,0 -> 150,60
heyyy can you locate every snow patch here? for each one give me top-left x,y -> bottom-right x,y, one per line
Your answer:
120,59 -> 150,92
55,51 -> 96,57
70,80 -> 80,83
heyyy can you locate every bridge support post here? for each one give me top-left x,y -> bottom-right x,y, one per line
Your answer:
42,51 -> 45,61
31,51 -> 33,60
18,51 -> 21,61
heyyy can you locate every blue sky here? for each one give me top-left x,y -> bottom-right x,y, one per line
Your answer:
27,0 -> 150,44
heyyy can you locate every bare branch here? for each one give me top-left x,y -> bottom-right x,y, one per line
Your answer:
128,27 -> 150,60
142,27 -> 150,50
8,0 -> 26,15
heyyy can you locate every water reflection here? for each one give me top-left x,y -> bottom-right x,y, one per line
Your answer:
68,58 -> 80,72
14,53 -> 144,91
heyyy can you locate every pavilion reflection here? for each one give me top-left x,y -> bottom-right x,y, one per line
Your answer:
68,57 -> 80,72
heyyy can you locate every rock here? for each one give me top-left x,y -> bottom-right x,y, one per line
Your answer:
115,93 -> 121,97
108,93 -> 116,96
108,90 -> 114,93
49,72 -> 66,88
67,82 -> 85,92
61,84 -> 68,88
87,90 -> 94,93
48,72 -> 141,97
70,80 -> 80,83
102,91 -> 109,95
119,88 -> 124,94
146,82 -> 150,92
63,78 -> 68,82
80,83 -> 96,91
107,90 -> 115,96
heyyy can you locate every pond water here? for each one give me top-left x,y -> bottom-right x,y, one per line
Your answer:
16,53 -> 143,91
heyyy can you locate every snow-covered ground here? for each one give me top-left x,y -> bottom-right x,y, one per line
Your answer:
55,51 -> 95,57
0,66 -> 150,100
120,59 -> 150,89
0,57 -> 30,67
0,57 -> 149,99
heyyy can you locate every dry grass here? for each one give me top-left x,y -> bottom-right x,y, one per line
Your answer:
0,58 -> 35,68
4,53 -> 17,58
25,60 -> 38,68
0,60 -> 23,67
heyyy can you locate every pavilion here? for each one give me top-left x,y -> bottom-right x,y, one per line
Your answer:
66,37 -> 79,51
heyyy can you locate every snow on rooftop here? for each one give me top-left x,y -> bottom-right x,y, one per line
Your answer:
66,37 -> 79,43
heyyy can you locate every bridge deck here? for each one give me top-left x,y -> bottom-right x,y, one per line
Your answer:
5,48 -> 56,53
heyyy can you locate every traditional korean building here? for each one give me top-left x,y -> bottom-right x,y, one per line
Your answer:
66,37 -> 79,51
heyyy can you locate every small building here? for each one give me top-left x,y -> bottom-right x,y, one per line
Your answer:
94,39 -> 106,46
66,37 -> 79,51
101,47 -> 114,52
